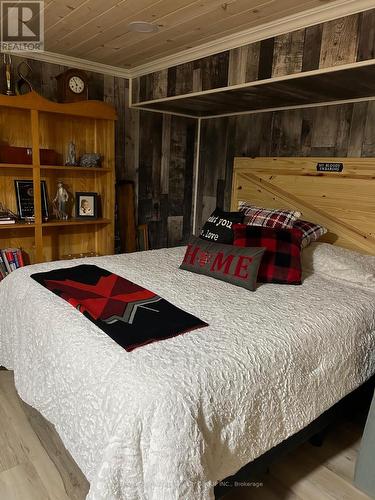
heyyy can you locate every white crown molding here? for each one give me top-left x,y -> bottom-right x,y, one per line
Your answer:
7,49 -> 132,79
130,0 -> 375,78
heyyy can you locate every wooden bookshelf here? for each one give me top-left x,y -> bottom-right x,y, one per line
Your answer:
41,165 -> 112,172
0,223 -> 35,230
42,218 -> 111,227
0,91 -> 116,264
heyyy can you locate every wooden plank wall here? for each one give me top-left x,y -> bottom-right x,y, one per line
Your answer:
196,102 -> 375,231
1,55 -> 129,182
133,9 -> 375,103
0,56 -> 196,250
138,112 -> 196,248
6,8 -> 375,251
132,8 -> 375,241
0,56 -> 134,252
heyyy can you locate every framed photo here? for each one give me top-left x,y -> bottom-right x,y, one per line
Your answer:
14,180 -> 49,220
75,192 -> 98,219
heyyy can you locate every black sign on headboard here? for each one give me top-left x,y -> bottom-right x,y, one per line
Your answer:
316,162 -> 344,172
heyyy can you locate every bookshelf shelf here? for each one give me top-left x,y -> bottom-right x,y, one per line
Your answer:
42,218 -> 111,227
0,163 -> 33,170
40,165 -> 112,172
0,223 -> 35,230
0,91 -> 116,265
1,164 -> 112,173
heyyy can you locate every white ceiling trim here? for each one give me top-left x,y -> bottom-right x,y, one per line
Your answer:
198,95 -> 375,120
7,49 -> 132,79
8,0 -> 374,80
130,0 -> 375,77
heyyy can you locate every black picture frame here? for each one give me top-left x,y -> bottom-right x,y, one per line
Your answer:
75,192 -> 98,219
14,180 -> 49,220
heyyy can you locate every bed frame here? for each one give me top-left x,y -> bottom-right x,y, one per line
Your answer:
230,157 -> 375,254
215,375 -> 375,498
215,157 -> 375,498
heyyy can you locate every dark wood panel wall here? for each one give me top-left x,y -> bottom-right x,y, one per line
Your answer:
133,9 -> 375,103
132,8 -> 375,242
1,56 -> 196,249
1,56 -> 134,252
1,57 -> 196,252
1,55 -> 128,182
196,102 -> 375,231
6,8 -> 375,251
138,111 -> 197,248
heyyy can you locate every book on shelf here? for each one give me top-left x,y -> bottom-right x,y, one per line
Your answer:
0,208 -> 17,224
0,218 -> 16,224
0,248 -> 25,281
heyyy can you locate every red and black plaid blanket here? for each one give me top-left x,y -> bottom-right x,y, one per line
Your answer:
31,264 -> 208,351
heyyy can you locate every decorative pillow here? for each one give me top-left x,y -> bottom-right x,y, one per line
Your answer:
293,219 -> 327,248
199,207 -> 244,244
302,242 -> 375,290
238,201 -> 301,229
180,236 -> 265,291
233,224 -> 303,285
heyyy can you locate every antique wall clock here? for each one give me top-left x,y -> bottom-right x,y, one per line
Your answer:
56,69 -> 89,102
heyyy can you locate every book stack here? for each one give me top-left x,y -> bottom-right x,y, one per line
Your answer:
0,215 -> 16,225
0,208 -> 16,225
0,248 -> 24,281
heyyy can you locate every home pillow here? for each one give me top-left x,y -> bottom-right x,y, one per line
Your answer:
293,219 -> 327,248
233,224 -> 303,285
238,201 -> 301,229
199,207 -> 244,244
180,236 -> 265,291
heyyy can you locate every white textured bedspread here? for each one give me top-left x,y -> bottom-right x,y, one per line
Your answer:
1,244 -> 375,500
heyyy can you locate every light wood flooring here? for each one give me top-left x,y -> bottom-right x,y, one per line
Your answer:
0,369 -> 372,500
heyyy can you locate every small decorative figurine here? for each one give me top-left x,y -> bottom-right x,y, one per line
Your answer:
65,141 -> 77,166
79,153 -> 101,168
3,54 -> 15,95
15,61 -> 33,95
53,180 -> 70,220
0,202 -> 18,222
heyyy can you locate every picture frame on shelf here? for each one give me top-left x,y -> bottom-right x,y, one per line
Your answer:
75,192 -> 98,219
14,179 -> 49,220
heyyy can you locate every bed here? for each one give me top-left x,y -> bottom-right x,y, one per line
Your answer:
1,157 -> 375,500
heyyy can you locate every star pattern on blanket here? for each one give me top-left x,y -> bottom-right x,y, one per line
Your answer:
45,273 -> 160,323
32,264 -> 208,352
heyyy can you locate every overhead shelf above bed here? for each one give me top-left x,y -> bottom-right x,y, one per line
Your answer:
131,60 -> 375,118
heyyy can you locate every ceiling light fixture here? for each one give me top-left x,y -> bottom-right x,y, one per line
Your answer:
128,21 -> 159,33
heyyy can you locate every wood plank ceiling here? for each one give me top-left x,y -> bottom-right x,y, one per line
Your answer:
43,0 -> 336,68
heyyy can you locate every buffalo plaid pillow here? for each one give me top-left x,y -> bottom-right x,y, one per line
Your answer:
238,201 -> 301,229
233,224 -> 303,285
293,219 -> 327,248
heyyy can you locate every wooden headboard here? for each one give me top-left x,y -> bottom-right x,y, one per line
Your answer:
230,157 -> 375,255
